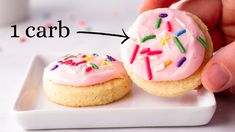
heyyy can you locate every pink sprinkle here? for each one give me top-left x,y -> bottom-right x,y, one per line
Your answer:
130,44 -> 140,64
85,66 -> 92,72
166,21 -> 172,32
70,62 -> 76,66
145,56 -> 152,80
140,48 -> 150,54
19,37 -> 26,43
78,19 -> 86,27
75,60 -> 87,66
81,55 -> 86,58
63,60 -> 73,65
147,50 -> 163,55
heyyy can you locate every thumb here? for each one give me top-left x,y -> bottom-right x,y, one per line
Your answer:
202,41 -> 235,92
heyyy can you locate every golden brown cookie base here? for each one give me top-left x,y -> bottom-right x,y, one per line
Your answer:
43,77 -> 132,107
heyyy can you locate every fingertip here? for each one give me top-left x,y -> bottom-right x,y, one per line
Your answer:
201,63 -> 230,93
201,69 -> 220,92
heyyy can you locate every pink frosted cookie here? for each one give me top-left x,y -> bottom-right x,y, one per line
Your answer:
43,53 -> 131,107
121,8 -> 213,97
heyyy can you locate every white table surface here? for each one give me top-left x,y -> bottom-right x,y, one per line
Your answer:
0,0 -> 235,131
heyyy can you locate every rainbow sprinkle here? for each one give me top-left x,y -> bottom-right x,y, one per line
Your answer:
155,18 -> 162,29
86,62 -> 92,67
177,57 -> 186,67
173,37 -> 186,54
161,35 -> 170,46
197,36 -> 207,48
141,35 -> 156,43
145,56 -> 153,80
159,13 -> 168,18
165,41 -> 170,50
81,67 -> 86,75
154,63 -> 165,72
174,17 -> 185,27
66,66 -> 76,74
51,65 -> 59,71
84,56 -> 93,61
63,60 -> 73,65
166,21 -> 172,32
75,60 -> 86,66
176,29 -> 186,37
93,53 -> 99,56
106,55 -> 116,61
85,67 -> 92,72
138,55 -> 145,59
153,60 -> 172,72
147,50 -> 163,55
91,63 -> 99,69
130,44 -> 140,64
164,60 -> 172,67
101,61 -> 110,66
140,48 -> 150,54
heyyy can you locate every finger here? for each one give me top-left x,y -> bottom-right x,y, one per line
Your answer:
139,0 -> 179,13
170,0 -> 222,29
201,41 -> 235,92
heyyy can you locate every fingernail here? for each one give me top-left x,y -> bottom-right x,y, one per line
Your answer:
204,63 -> 230,91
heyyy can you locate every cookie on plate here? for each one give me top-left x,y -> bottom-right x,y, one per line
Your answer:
43,53 -> 132,107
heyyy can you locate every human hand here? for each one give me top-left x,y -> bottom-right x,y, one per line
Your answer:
139,0 -> 235,95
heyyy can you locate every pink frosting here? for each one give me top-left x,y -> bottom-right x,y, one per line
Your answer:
43,53 -> 128,86
121,8 -> 206,81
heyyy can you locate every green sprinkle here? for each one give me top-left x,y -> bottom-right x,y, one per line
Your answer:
173,37 -> 186,54
91,63 -> 99,69
155,18 -> 162,29
141,34 -> 156,43
197,36 -> 207,48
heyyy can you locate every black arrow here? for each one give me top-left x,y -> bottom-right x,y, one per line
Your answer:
76,28 -> 129,44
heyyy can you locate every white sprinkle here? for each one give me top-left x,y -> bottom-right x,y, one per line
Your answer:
81,66 -> 86,75
101,55 -> 106,59
154,63 -> 165,72
159,31 -> 167,37
66,66 -> 76,74
150,55 -> 158,60
87,62 -> 92,67
174,17 -> 185,27
165,41 -> 170,50
139,46 -> 144,51
138,55 -> 145,59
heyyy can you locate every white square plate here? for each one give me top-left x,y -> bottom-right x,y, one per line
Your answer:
13,54 -> 216,130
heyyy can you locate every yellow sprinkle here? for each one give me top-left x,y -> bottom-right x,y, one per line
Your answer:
101,61 -> 110,66
84,56 -> 93,61
164,60 -> 172,67
161,35 -> 170,46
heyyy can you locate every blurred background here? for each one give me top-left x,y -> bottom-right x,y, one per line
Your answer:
0,0 -> 141,55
